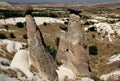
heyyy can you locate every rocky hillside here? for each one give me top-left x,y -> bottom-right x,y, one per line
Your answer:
0,2 -> 120,81
0,1 -> 11,7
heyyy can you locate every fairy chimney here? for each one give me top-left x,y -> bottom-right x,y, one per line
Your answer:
25,5 -> 58,81
56,9 -> 91,77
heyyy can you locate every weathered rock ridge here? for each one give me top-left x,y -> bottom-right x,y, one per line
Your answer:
57,10 -> 91,77
25,5 -> 58,81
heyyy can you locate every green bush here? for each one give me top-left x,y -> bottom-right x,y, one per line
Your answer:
89,45 -> 98,55
22,34 -> 28,39
46,45 -> 57,60
16,22 -> 24,28
10,32 -> 16,38
0,33 -> 7,39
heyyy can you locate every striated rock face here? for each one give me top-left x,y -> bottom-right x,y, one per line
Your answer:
25,5 -> 58,81
57,10 -> 91,77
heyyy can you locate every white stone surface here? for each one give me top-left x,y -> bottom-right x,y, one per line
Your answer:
6,41 -> 26,53
81,77 -> 94,81
87,19 -> 99,23
88,22 -> 114,42
107,54 -> 120,64
100,71 -> 120,81
0,74 -> 19,81
0,17 -> 64,25
56,66 -> 75,81
10,50 -> 33,79
94,16 -> 106,20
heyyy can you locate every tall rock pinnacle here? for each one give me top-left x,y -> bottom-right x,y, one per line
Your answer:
57,9 -> 91,77
25,5 -> 58,81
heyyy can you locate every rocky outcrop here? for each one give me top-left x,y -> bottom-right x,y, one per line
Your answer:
56,9 -> 91,78
10,50 -> 33,79
25,5 -> 58,81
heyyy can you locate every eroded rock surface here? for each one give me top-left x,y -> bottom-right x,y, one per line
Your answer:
57,9 -> 91,78
25,5 -> 58,81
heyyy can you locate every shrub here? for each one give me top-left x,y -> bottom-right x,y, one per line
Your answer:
114,52 -> 118,54
107,20 -> 116,24
32,12 -> 58,18
22,34 -> 28,39
91,74 -> 101,81
0,33 -> 7,39
88,27 -> 96,32
81,15 -> 90,19
4,25 -> 9,30
16,22 -> 24,28
89,45 -> 98,55
43,22 -> 47,26
10,32 -> 16,38
49,13 -> 58,18
55,37 -> 60,47
56,59 -> 62,66
64,21 -> 69,25
84,21 -> 94,25
46,45 -> 56,60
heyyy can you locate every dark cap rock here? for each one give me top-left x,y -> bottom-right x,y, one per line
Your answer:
24,4 -> 33,15
68,8 -> 82,15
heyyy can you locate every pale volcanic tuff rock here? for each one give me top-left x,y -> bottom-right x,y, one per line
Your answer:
57,10 -> 91,78
25,5 -> 58,81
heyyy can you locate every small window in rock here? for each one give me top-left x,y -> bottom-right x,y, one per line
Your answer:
89,66 -> 91,72
66,49 -> 69,52
98,33 -> 100,35
84,45 -> 87,49
102,36 -> 105,38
